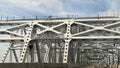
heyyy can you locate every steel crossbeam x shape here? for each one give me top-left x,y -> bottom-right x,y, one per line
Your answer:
0,17 -> 120,65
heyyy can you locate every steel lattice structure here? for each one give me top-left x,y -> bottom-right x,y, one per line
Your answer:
1,17 -> 120,65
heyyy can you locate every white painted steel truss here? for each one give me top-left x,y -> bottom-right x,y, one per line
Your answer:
1,17 -> 120,64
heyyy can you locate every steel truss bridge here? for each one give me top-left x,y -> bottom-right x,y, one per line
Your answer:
0,17 -> 120,65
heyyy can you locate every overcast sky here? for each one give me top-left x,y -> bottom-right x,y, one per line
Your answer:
0,0 -> 120,62
0,0 -> 120,18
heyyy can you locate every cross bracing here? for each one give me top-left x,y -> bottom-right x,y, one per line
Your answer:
0,17 -> 120,65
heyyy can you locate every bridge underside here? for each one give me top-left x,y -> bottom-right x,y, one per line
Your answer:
0,17 -> 120,66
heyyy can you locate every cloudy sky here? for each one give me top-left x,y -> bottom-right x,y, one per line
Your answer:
0,0 -> 120,61
0,0 -> 120,19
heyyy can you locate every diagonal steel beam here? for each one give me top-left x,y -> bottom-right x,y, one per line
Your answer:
37,29 -> 62,35
36,30 -> 48,35
36,22 -> 64,35
52,22 -> 66,29
104,21 -> 120,28
11,43 -> 19,63
7,23 -> 28,30
50,29 -> 62,34
74,22 -> 95,28
0,30 -> 23,37
19,22 -> 34,63
72,29 -> 96,36
6,31 -> 24,37
103,29 -> 120,35
35,23 -> 48,29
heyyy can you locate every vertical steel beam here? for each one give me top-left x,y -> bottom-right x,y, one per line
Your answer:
9,49 -> 12,63
29,43 -> 34,63
63,20 -> 73,63
19,22 -> 34,63
36,40 -> 41,63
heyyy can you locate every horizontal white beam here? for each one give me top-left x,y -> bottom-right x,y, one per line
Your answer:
0,17 -> 120,24
75,18 -> 120,21
0,38 -> 23,42
72,36 -> 120,39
